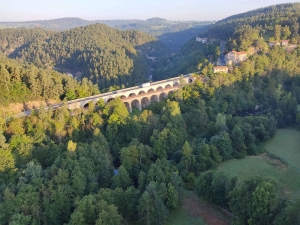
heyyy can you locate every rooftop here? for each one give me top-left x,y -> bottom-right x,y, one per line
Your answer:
232,50 -> 247,55
214,66 -> 228,69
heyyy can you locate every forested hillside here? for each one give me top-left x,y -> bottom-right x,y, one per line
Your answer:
1,43 -> 300,224
154,3 -> 300,80
153,38 -> 220,80
204,3 -> 300,43
0,53 -> 99,106
98,18 -> 212,52
0,17 -> 213,52
0,24 -> 168,90
0,28 -> 56,55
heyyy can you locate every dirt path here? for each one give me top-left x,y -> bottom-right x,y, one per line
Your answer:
182,193 -> 231,225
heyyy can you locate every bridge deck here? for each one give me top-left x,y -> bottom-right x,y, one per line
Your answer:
12,74 -> 194,117
66,75 -> 188,104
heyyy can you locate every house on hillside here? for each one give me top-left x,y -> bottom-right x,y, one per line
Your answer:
213,66 -> 228,73
225,51 -> 247,65
196,37 -> 207,44
281,40 -> 289,46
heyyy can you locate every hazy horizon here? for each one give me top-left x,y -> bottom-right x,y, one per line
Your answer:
1,0 -> 299,22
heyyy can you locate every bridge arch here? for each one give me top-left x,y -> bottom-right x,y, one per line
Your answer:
168,90 -> 175,96
156,86 -> 163,91
83,101 -> 91,108
159,93 -> 168,101
107,98 -> 114,103
147,88 -> 155,93
129,93 -> 136,97
173,82 -> 180,87
138,90 -> 146,95
141,97 -> 150,109
150,95 -> 159,102
165,84 -> 172,89
120,95 -> 126,99
131,99 -> 141,111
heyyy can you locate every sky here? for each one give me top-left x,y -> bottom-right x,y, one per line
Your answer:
0,0 -> 299,22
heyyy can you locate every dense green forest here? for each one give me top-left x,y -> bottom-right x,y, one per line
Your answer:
204,3 -> 300,44
0,28 -> 56,55
0,24 -> 168,90
1,43 -> 300,224
0,53 -> 99,106
0,17 -> 213,52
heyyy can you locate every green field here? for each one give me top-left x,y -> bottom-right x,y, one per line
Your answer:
166,191 -> 230,225
219,128 -> 300,201
166,206 -> 206,225
264,129 -> 300,169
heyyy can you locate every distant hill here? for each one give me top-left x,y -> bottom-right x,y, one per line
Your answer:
0,17 -> 214,52
0,17 -> 91,31
145,17 -> 168,24
97,18 -> 213,52
0,24 -> 168,90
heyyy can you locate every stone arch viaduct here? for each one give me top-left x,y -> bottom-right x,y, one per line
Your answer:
61,74 -> 195,113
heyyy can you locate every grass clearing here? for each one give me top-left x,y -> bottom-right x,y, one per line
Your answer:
219,128 -> 300,201
166,206 -> 206,225
264,129 -> 300,169
166,191 -> 230,225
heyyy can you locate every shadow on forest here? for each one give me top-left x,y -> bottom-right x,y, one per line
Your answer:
8,42 -> 32,59
158,25 -> 211,52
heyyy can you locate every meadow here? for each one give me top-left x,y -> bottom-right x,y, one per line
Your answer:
219,128 -> 300,201
166,191 -> 230,225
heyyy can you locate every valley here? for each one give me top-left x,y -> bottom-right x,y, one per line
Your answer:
1,2 -> 300,225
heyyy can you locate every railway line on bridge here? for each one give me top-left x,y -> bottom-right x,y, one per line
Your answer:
13,74 -> 195,117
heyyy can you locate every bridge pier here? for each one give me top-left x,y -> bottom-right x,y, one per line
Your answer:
124,102 -> 132,113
